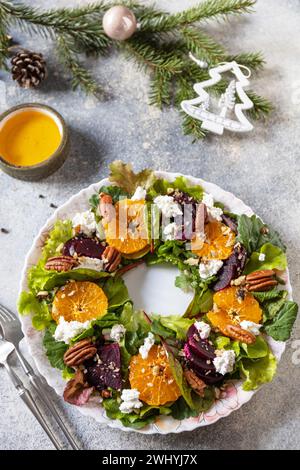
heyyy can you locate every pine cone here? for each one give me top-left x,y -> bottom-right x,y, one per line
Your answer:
11,51 -> 47,88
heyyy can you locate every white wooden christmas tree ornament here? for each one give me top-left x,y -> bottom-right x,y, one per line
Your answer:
181,54 -> 254,135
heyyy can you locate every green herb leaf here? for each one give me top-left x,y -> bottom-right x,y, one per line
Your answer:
239,350 -> 277,391
43,323 -> 68,370
264,301 -> 298,341
244,243 -> 287,274
184,288 -> 213,318
237,214 -> 286,255
241,335 -> 269,359
102,277 -> 130,311
148,175 -> 203,201
167,350 -> 194,409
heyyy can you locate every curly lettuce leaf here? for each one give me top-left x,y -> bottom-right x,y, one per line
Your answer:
119,302 -> 150,355
237,214 -> 286,254
148,175 -> 203,201
152,315 -> 194,341
102,398 -> 158,429
264,301 -> 298,341
40,220 -> 73,264
244,243 -> 287,274
109,160 -> 154,195
240,350 -> 277,391
18,291 -> 51,330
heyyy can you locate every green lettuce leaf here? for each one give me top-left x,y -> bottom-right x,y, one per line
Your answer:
244,243 -> 287,274
170,387 -> 215,420
167,351 -> 195,409
40,220 -> 73,264
109,160 -> 154,195
148,175 -> 203,201
119,303 -> 150,355
240,350 -> 277,391
237,214 -> 286,254
241,335 -> 269,359
89,185 -> 129,209
264,301 -> 298,341
184,288 -> 213,318
102,276 -> 130,311
43,323 -> 68,370
252,289 -> 287,303
18,291 -> 51,330
102,398 -> 157,429
152,315 -> 194,341
214,335 -> 240,356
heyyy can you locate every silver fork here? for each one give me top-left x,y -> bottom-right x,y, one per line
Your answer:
0,304 -> 80,450
0,337 -> 62,449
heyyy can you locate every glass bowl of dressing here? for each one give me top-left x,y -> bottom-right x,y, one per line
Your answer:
0,103 -> 69,180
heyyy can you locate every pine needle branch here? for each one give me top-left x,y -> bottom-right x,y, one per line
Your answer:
226,51 -> 265,71
56,34 -> 99,95
180,27 -> 226,64
245,91 -> 273,119
149,69 -> 172,108
0,4 -> 10,69
140,0 -> 256,32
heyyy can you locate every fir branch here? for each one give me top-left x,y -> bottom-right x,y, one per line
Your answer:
0,5 -> 10,68
149,69 -> 172,108
56,34 -> 99,95
245,91 -> 273,119
226,51 -> 265,71
140,0 -> 256,32
180,27 -> 226,64
181,113 -> 207,141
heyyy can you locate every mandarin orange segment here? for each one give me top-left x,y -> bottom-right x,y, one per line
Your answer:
105,199 -> 149,255
207,286 -> 262,335
129,345 -> 181,406
52,281 -> 108,323
191,221 -> 235,260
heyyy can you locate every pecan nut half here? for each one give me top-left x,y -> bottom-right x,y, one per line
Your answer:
102,246 -> 122,272
223,324 -> 256,344
64,338 -> 97,367
184,369 -> 207,397
45,255 -> 79,272
245,269 -> 278,292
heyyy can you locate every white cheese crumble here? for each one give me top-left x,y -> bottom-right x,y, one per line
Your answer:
199,259 -> 223,279
194,321 -> 211,339
72,210 -> 100,237
154,195 -> 183,218
213,350 -> 235,375
110,324 -> 126,342
77,256 -> 105,271
258,253 -> 266,262
54,317 -> 91,344
163,222 -> 178,240
131,186 -> 146,200
202,193 -> 223,221
240,320 -> 262,336
119,389 -> 143,414
139,332 -> 155,359
184,257 -> 199,266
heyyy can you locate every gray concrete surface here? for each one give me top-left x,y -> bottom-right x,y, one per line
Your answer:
0,0 -> 299,450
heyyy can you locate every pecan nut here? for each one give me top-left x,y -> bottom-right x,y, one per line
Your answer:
223,324 -> 256,344
184,369 -> 206,397
245,269 -> 278,292
99,192 -> 115,223
45,255 -> 79,272
64,338 -> 97,367
102,246 -> 122,272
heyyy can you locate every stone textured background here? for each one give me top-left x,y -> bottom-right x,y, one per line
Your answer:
0,0 -> 299,450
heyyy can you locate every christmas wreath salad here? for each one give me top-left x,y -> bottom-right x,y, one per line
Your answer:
18,161 -> 298,429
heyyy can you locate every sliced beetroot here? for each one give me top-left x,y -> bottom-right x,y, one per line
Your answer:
63,236 -> 105,259
190,367 -> 223,385
213,243 -> 247,292
184,343 -> 215,371
187,325 -> 215,360
213,264 -> 237,292
221,214 -> 238,234
85,343 -> 122,391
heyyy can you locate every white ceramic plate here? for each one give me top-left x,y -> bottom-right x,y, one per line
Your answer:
18,171 -> 292,434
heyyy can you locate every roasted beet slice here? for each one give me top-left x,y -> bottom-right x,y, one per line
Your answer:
221,214 -> 238,234
213,264 -> 237,292
63,236 -> 105,259
187,325 -> 215,360
184,343 -> 215,371
190,367 -> 223,385
213,243 -> 247,291
84,343 -> 122,391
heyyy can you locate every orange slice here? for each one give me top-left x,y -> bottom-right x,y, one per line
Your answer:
207,286 -> 262,334
52,281 -> 108,323
105,199 -> 149,255
129,345 -> 181,406
191,221 -> 235,260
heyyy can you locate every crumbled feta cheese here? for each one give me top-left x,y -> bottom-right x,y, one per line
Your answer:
194,321 -> 211,339
131,186 -> 146,200
54,317 -> 91,344
184,257 -> 199,266
72,210 -> 100,237
154,195 -> 183,218
77,256 -> 105,271
240,320 -> 262,336
139,332 -> 155,359
110,324 -> 126,342
258,253 -> 266,262
202,193 -> 223,221
163,222 -> 178,240
213,350 -> 235,375
119,389 -> 143,414
199,259 -> 223,279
